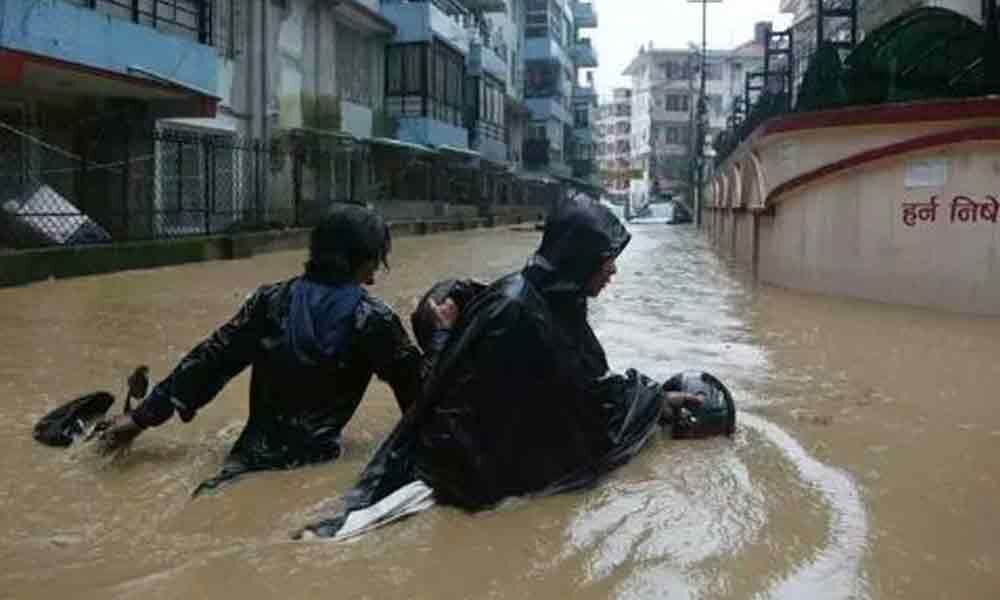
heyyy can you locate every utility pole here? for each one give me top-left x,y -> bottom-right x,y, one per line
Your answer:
687,0 -> 721,228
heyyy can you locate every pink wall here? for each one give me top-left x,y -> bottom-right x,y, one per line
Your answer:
706,98 -> 1000,316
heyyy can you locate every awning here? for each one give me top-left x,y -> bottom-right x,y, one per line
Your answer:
368,137 -> 437,155
127,65 -> 220,100
334,0 -> 397,36
436,145 -> 481,161
0,49 -> 218,118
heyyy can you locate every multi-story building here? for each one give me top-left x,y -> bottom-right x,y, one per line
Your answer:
522,0 -> 597,177
595,87 -> 631,198
622,34 -> 764,198
0,0 -> 222,239
569,1 -> 599,182
0,0 -> 538,245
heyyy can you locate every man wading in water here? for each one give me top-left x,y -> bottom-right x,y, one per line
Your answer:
299,197 -> 731,540
97,203 -> 458,495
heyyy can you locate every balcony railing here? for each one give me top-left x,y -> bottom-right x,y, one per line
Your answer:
572,1 -> 598,28
573,85 -> 596,101
457,0 -> 507,13
573,38 -> 598,68
66,0 -> 213,44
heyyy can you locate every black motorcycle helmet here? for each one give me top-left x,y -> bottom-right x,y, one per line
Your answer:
410,278 -> 487,351
662,371 -> 736,439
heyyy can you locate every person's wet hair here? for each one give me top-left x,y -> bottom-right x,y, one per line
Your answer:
306,203 -> 391,284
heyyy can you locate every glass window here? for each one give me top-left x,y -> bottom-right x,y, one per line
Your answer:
387,48 -> 403,95
337,23 -> 374,106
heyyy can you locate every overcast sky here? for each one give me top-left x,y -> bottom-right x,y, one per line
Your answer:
590,0 -> 793,97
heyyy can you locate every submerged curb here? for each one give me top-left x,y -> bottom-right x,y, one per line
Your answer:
0,215 -> 533,289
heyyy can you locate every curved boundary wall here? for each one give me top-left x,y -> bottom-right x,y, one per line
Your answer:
705,97 -> 1000,316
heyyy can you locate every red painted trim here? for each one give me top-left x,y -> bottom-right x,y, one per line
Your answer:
199,97 -> 219,118
0,48 -> 211,99
0,51 -> 25,85
766,126 -> 1000,207
757,97 -> 1000,140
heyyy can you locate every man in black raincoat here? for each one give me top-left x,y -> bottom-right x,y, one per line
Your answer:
300,197 -> 705,537
97,204 -> 457,494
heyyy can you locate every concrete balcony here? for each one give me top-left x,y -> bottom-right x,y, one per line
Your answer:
469,41 -> 508,81
380,0 -> 471,51
525,97 -> 572,125
573,1 -> 598,28
0,0 -> 217,98
525,36 -> 573,69
457,0 -> 508,12
573,84 -> 597,103
573,38 -> 598,68
396,118 -> 469,148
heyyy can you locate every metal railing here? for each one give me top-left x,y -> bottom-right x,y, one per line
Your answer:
66,0 -> 213,44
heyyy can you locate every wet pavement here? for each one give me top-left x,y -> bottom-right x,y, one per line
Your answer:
1,223 -> 997,599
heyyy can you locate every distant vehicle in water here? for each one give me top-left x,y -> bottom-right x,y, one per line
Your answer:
668,203 -> 693,225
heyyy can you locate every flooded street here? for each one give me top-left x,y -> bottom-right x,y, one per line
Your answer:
1,224 -> 998,599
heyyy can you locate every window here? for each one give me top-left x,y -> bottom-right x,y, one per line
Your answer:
659,60 -> 689,81
216,0 -> 244,58
386,43 -> 427,118
471,75 -> 505,140
337,23 -> 376,107
525,60 -> 561,98
526,0 -> 547,37
429,40 -> 465,127
574,107 -> 589,128
527,122 -> 547,140
665,94 -> 690,112
83,0 -> 211,44
705,62 -> 723,81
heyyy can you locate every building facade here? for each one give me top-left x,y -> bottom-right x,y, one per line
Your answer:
622,35 -> 764,200
596,87 -> 631,200
0,0 -> 562,249
521,0 -> 598,178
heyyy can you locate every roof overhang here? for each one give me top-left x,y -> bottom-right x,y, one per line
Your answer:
332,0 -> 397,36
0,49 -> 218,117
368,137 -> 437,155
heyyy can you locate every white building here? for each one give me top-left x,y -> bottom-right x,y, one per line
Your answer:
621,31 -> 765,196
596,87 -> 631,197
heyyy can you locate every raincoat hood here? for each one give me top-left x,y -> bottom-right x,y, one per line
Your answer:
284,278 -> 364,366
526,199 -> 630,294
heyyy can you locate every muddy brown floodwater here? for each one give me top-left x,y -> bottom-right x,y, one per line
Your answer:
1,224 -> 997,600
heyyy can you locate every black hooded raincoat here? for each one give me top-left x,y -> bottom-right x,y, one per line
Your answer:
306,199 -> 664,536
129,277 -> 438,494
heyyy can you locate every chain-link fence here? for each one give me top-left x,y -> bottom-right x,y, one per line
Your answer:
0,124 -> 405,249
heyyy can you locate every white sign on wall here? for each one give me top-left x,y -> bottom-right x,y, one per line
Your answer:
904,158 -> 950,189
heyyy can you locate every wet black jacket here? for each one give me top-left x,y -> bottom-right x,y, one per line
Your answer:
311,200 -> 663,533
130,277 -> 436,490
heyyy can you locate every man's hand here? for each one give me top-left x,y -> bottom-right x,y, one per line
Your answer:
94,413 -> 143,455
427,297 -> 459,330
